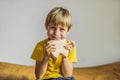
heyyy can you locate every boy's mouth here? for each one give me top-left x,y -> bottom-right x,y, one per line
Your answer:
51,36 -> 61,40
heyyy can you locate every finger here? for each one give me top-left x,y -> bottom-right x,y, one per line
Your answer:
68,45 -> 72,52
45,41 -> 56,49
47,48 -> 56,54
45,43 -> 56,53
46,46 -> 56,54
45,41 -> 55,47
70,40 -> 75,47
46,44 -> 55,50
64,45 -> 72,52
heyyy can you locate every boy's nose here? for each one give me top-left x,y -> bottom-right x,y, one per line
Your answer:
54,29 -> 60,35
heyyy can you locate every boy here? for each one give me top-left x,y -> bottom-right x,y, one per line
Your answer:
31,7 -> 77,80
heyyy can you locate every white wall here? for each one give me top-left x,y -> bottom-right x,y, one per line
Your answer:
0,0 -> 120,67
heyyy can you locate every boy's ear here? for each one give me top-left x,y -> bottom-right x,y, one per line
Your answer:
67,32 -> 69,35
45,23 -> 49,29
45,25 -> 48,30
67,30 -> 70,34
67,28 -> 71,33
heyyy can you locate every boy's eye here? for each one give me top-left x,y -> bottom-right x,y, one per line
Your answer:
60,28 -> 65,31
50,26 -> 55,29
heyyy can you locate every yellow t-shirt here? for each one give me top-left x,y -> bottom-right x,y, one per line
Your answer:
31,38 -> 77,79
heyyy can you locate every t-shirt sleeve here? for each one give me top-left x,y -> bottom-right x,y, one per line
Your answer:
68,46 -> 77,63
31,43 -> 44,61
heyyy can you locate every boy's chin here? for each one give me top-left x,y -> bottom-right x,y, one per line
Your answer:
49,38 -> 65,40
52,38 -> 61,40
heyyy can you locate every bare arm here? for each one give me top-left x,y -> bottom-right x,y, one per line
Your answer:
35,40 -> 56,79
35,56 -> 49,79
62,40 -> 75,77
62,57 -> 73,77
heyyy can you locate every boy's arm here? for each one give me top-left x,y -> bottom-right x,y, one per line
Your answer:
61,57 -> 73,77
35,40 -> 56,79
35,56 -> 49,80
61,40 -> 75,77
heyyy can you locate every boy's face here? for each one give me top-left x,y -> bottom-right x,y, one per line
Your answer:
46,24 -> 69,40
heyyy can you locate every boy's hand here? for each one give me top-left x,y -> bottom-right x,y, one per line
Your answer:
64,40 -> 75,53
45,40 -> 56,57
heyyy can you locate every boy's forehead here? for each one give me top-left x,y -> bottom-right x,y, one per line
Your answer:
49,22 -> 66,27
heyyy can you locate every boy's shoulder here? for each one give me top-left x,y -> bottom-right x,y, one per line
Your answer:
36,38 -> 48,46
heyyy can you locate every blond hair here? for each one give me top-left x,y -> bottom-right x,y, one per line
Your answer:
45,7 -> 72,31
